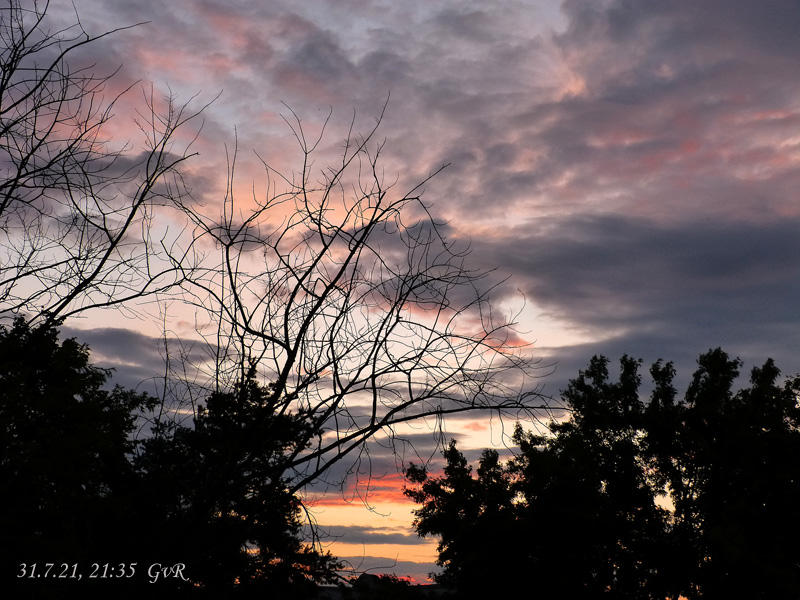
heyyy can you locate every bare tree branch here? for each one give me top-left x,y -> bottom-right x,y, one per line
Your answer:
0,0 -> 209,323
176,106 -> 549,495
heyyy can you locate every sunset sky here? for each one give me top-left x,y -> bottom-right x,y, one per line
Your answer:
52,0 -> 800,582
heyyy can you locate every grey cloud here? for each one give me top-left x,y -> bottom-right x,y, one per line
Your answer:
275,29 -> 356,85
468,213 -> 800,396
52,0 -> 800,397
61,326 -> 215,393
315,525 -> 422,546
302,431 -> 461,494
357,50 -> 412,87
536,330 -> 800,419
425,0 -> 800,218
432,8 -> 496,42
509,215 -> 799,328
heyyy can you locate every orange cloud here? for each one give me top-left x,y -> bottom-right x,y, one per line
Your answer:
462,421 -> 488,432
307,472 -> 411,508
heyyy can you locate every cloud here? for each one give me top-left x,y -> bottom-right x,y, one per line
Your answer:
64,0 -> 800,228
61,326 -> 215,394
466,213 -> 800,391
316,525 -> 422,546
57,0 -> 800,440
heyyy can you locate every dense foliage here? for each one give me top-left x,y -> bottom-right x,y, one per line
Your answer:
406,351 -> 800,599
0,318 -> 156,578
0,319 -> 338,597
135,369 -> 342,595
8,315 -> 800,598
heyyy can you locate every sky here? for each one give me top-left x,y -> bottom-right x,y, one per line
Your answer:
46,0 -> 800,583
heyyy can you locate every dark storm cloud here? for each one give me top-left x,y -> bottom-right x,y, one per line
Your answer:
487,215 -> 800,329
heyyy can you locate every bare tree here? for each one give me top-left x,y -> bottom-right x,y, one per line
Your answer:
0,0 -> 206,324
0,2 -> 544,482
176,105 -> 546,495
0,4 -> 551,585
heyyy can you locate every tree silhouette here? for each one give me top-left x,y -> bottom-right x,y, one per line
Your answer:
646,350 -> 800,599
169,104 -> 543,499
133,368 -> 342,595
343,573 -> 420,600
0,318 -> 156,593
405,442 -> 520,598
1,0 -> 542,502
512,355 -> 670,599
406,351 -> 800,599
406,355 -> 668,599
0,319 -> 340,596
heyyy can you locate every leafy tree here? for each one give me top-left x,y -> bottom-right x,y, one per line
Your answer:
405,443 -> 520,597
134,368 -> 342,595
0,317 -> 155,588
513,355 -> 670,599
646,350 -> 800,599
343,573 -> 420,600
406,355 -> 668,599
0,319 -> 339,597
407,350 -> 800,599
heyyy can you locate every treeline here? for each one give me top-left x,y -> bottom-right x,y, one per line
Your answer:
6,316 -> 800,598
405,351 -> 800,599
0,318 -> 339,598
